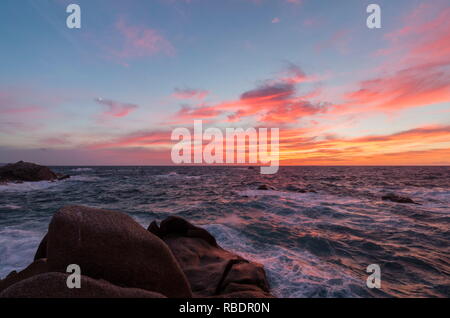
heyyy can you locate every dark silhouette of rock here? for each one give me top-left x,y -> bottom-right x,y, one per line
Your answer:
149,216 -> 273,298
0,273 -> 166,298
56,174 -> 71,181
148,216 -> 218,247
382,193 -> 418,204
257,184 -> 273,190
46,206 -> 192,298
0,161 -> 68,183
34,234 -> 48,260
285,185 -> 318,193
0,259 -> 49,293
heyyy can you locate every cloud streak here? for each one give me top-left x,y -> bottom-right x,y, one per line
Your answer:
95,98 -> 138,118
172,88 -> 209,100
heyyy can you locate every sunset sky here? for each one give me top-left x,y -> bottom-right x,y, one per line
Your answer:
0,0 -> 449,165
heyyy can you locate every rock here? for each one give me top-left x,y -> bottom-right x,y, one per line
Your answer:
149,216 -> 273,298
257,184 -> 273,190
0,259 -> 49,293
0,272 -> 166,298
286,185 -> 307,193
148,216 -> 218,247
56,173 -> 70,181
46,205 -> 192,298
382,193 -> 418,204
0,161 -> 62,183
3,206 -> 273,298
285,185 -> 317,193
34,234 -> 48,260
217,261 -> 270,294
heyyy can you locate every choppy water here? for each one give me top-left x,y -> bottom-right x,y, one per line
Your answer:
1,166 -> 449,297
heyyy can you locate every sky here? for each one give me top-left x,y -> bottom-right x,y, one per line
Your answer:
0,0 -> 449,165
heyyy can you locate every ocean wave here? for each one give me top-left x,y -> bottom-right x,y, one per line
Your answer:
237,189 -> 362,207
0,204 -> 22,210
203,223 -> 371,297
0,166 -> 448,297
0,226 -> 44,279
0,175 -> 101,192
71,168 -> 94,172
0,180 -> 60,192
154,171 -> 201,179
68,175 -> 102,182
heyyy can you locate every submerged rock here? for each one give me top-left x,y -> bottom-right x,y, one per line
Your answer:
382,193 -> 418,204
257,184 -> 274,190
149,216 -> 273,298
0,161 -> 68,183
56,173 -> 70,181
285,185 -> 317,193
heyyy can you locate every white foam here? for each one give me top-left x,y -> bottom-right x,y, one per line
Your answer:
237,189 -> 361,207
0,226 -> 44,279
68,175 -> 101,182
0,181 -> 59,192
203,223 -> 365,298
154,172 -> 201,179
0,204 -> 21,210
71,168 -> 94,172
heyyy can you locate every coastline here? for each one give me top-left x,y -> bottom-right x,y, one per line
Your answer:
0,205 -> 273,298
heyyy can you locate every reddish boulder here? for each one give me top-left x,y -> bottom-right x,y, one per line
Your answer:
46,206 -> 192,298
0,259 -> 49,293
149,216 -> 273,298
0,272 -> 166,298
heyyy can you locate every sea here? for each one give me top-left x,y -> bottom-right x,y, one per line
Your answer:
0,166 -> 449,297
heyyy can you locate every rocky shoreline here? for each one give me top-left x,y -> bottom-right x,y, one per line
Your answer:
0,205 -> 273,298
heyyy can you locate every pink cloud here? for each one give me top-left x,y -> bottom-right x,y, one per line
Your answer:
109,18 -> 175,62
95,98 -> 138,118
303,18 -> 322,27
172,88 -> 209,100
315,29 -> 352,54
0,90 -> 45,115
